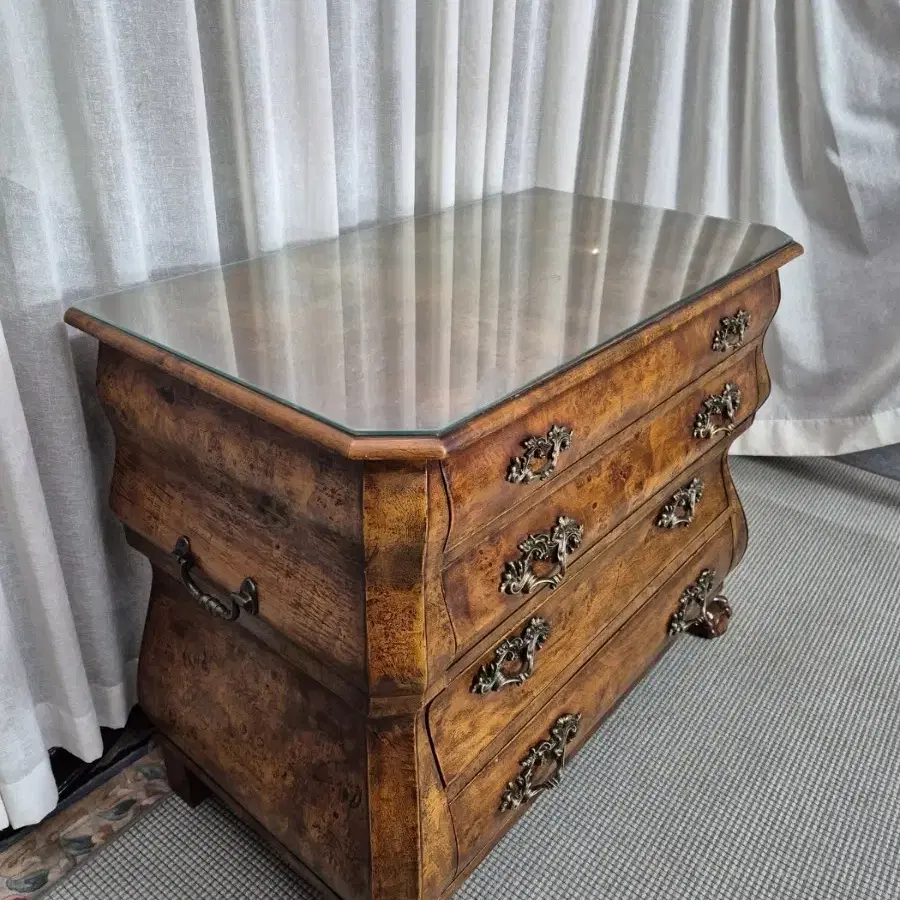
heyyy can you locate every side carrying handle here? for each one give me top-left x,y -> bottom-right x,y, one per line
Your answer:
172,536 -> 259,621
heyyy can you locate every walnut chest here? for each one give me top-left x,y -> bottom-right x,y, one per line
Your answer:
66,189 -> 801,900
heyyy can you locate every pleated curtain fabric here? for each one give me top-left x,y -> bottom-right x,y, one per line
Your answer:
0,0 -> 898,828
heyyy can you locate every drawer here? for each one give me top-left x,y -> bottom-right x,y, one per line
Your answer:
441,276 -> 775,548
429,453 -> 730,785
449,518 -> 736,868
97,349 -> 368,685
442,347 -> 759,651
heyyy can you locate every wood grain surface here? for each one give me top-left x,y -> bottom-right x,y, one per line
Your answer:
363,465 -> 429,698
139,571 -> 371,900
63,229 -> 800,898
441,345 -> 760,651
429,453 -> 730,786
99,345 -> 368,683
448,519 -> 736,869
440,274 -> 779,544
64,245 -> 797,463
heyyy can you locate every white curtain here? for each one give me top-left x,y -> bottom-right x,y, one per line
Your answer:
0,0 -> 897,828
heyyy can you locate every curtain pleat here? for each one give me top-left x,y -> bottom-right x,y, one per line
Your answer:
1,0 -> 899,828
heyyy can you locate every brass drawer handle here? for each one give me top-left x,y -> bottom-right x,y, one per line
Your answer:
507,425 -> 573,484
712,309 -> 750,352
656,477 -> 704,529
669,568 -> 731,639
500,713 -> 581,811
693,382 -> 741,439
471,617 -> 551,695
500,516 -> 584,596
172,536 -> 259,621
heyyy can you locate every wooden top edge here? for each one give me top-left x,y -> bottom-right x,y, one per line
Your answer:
64,308 -> 449,461
438,240 -> 804,452
775,240 -> 804,265
65,242 -> 802,462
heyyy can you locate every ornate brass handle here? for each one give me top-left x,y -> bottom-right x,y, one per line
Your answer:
500,516 -> 584,596
507,425 -> 573,484
693,383 -> 741,439
472,617 -> 551,695
656,477 -> 704,529
712,309 -> 750,352
669,568 -> 731,639
500,713 -> 581,811
172,536 -> 259,621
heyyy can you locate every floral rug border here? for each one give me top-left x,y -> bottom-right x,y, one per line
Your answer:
0,746 -> 171,898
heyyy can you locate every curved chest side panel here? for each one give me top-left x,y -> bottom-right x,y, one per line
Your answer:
97,346 -> 368,684
139,573 -> 370,900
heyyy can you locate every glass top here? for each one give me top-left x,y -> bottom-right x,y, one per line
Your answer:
71,189 -> 792,436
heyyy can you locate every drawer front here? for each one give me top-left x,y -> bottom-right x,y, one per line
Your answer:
98,348 -> 368,684
429,453 -> 730,784
449,519 -> 736,867
441,276 -> 775,548
442,348 -> 759,651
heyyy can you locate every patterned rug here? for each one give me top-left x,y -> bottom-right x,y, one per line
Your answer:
29,457 -> 900,898
0,748 -> 170,899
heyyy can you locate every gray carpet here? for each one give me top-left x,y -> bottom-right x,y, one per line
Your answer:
47,457 -> 900,899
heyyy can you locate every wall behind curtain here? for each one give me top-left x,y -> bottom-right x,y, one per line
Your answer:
0,0 -> 897,828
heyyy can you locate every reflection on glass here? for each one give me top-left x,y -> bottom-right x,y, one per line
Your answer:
72,189 -> 792,435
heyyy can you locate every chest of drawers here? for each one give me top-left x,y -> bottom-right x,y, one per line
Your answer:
66,189 -> 801,899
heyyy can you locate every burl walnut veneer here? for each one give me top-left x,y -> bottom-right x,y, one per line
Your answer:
66,189 -> 802,900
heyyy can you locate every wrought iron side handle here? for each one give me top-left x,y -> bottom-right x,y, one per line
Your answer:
693,382 -> 741,439
507,425 -> 573,484
172,536 -> 259,621
668,568 -> 731,639
472,617 -> 551,695
500,713 -> 581,811
500,516 -> 584,596
656,477 -> 704,529
712,309 -> 750,352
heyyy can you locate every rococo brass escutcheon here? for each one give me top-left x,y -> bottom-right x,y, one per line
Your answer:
471,617 -> 551,695
712,309 -> 750,352
693,383 -> 741,439
506,425 -> 574,484
656,477 -> 704,529
668,568 -> 731,639
499,713 -> 581,811
500,516 -> 584,596
172,536 -> 259,621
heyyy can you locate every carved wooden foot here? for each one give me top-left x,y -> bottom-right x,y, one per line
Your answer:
691,596 -> 732,639
160,739 -> 210,808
